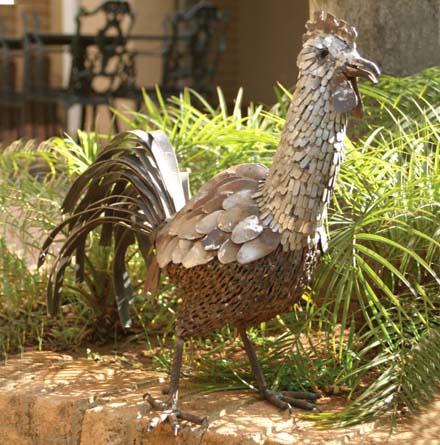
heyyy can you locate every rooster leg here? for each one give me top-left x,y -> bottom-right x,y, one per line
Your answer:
239,329 -> 320,412
144,337 -> 208,435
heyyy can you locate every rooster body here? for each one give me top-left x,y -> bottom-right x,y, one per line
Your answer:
41,11 -> 380,433
169,239 -> 315,337
161,164 -> 319,338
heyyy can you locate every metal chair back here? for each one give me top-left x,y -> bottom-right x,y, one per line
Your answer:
69,0 -> 136,97
0,16 -> 24,140
162,2 -> 227,97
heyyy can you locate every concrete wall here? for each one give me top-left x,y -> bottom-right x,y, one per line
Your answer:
310,0 -> 440,76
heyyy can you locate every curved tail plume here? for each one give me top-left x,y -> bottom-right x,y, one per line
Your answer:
39,130 -> 189,328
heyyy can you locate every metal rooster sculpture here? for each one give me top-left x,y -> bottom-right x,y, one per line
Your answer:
40,11 -> 380,434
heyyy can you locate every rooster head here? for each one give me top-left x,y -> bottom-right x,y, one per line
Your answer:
298,11 -> 380,118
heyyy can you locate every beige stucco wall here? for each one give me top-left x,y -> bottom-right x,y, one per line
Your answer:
130,0 -> 175,88
236,0 -> 308,104
210,0 -> 309,105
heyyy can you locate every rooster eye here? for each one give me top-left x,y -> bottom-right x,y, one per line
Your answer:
319,49 -> 329,59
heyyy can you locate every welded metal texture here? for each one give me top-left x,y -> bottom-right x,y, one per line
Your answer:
168,245 -> 317,338
152,10 -> 380,339
40,8 -> 382,348
41,10 -> 380,428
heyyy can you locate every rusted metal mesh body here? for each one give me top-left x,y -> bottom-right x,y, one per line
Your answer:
155,155 -> 326,338
168,246 -> 318,338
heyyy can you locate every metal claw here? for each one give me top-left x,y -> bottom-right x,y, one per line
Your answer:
168,412 -> 180,436
282,390 -> 321,401
147,410 -> 172,432
280,395 -> 317,411
177,410 -> 208,426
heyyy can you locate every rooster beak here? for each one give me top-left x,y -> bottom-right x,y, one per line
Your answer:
344,56 -> 381,84
339,56 -> 380,119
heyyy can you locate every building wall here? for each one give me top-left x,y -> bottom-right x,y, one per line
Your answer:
238,0 -> 308,104
4,1 -> 438,136
0,1 -> 308,107
67,0 -> 310,106
74,0 -> 175,131
209,0 -> 240,103
0,0 -> 51,36
76,0 -> 185,89
211,0 -> 309,105
130,0 -> 175,88
310,0 -> 440,76
0,0 -> 54,97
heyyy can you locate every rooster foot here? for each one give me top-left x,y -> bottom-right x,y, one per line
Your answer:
144,393 -> 208,436
263,390 -> 321,412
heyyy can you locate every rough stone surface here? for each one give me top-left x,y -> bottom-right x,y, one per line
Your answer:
1,351 -> 439,444
310,0 -> 440,76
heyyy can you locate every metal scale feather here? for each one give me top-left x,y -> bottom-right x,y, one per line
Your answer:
164,26 -> 349,339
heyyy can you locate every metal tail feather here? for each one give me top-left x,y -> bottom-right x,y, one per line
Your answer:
39,130 -> 188,328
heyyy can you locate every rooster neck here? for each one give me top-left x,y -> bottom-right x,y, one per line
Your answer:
257,70 -> 347,251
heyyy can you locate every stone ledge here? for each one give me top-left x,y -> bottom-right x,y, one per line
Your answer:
0,351 -> 383,444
